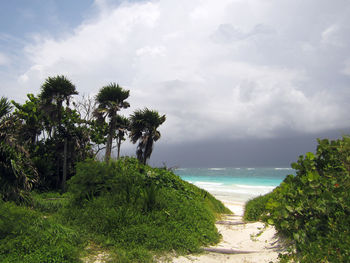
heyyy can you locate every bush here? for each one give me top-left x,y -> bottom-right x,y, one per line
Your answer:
0,201 -> 81,263
244,136 -> 350,262
244,193 -> 273,221
61,157 -> 230,261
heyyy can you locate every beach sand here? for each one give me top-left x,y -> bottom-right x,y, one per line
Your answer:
165,198 -> 284,263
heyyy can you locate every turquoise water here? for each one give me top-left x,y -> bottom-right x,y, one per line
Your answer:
174,167 -> 295,202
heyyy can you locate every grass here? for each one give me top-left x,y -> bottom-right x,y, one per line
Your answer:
1,157 -> 230,263
31,191 -> 71,214
0,200 -> 82,263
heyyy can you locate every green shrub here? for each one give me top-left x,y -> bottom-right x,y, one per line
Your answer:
245,136 -> 350,262
0,201 -> 81,263
244,193 -> 273,221
61,157 -> 229,261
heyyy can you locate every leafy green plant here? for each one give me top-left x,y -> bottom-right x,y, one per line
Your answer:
0,99 -> 38,204
244,193 -> 273,221
244,136 -> 350,262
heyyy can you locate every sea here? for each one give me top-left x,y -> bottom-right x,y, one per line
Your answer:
174,167 -> 295,203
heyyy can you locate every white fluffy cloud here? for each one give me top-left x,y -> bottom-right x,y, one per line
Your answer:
9,0 -> 350,143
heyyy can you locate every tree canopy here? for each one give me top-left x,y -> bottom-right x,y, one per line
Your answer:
0,76 -> 166,200
129,108 -> 166,164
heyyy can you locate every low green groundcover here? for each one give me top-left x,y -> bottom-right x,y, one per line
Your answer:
1,157 -> 230,263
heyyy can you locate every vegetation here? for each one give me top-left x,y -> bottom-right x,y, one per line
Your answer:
62,158 -> 230,261
0,200 -> 81,263
0,96 -> 38,204
5,73 -> 349,262
129,108 -> 166,164
0,158 -> 229,262
39,75 -> 79,191
1,75 -> 165,196
94,83 -> 130,162
0,75 -> 230,262
244,136 -> 350,262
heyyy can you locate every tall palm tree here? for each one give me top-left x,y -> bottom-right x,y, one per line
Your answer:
40,75 -> 78,132
95,83 -> 130,162
129,108 -> 166,165
39,75 -> 78,191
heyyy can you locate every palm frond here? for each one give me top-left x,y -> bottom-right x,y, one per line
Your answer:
0,96 -> 13,120
129,108 -> 166,164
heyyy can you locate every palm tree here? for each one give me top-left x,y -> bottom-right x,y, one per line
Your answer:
95,83 -> 130,162
40,75 -> 78,132
39,75 -> 78,191
116,115 -> 130,159
129,108 -> 166,165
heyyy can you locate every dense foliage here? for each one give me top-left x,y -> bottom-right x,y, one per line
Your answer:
0,97 -> 38,204
244,136 -> 350,262
129,108 -> 166,164
0,75 -> 165,202
0,158 -> 230,263
0,200 -> 81,263
62,157 -> 230,261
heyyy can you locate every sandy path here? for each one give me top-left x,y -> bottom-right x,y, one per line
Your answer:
168,202 -> 284,263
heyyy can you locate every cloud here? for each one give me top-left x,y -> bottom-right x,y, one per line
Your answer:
322,25 -> 344,47
211,23 -> 275,43
0,52 -> 9,65
342,59 -> 350,76
8,0 -> 350,145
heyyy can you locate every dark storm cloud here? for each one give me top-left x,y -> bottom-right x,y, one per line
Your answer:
149,129 -> 348,167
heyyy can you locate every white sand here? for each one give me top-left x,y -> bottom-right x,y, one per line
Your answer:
166,199 -> 284,263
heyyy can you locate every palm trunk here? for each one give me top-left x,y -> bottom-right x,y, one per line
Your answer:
62,137 -> 68,191
105,117 -> 116,162
105,132 -> 112,162
117,136 -> 122,159
144,137 -> 154,165
57,101 -> 63,189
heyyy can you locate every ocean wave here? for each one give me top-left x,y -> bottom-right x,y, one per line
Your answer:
246,168 -> 255,170
209,187 -> 274,196
235,184 -> 275,190
208,168 -> 226,171
194,181 -> 223,186
274,167 -> 292,170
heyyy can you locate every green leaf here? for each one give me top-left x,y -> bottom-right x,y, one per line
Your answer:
293,233 -> 300,241
286,205 -> 294,212
306,152 -> 315,160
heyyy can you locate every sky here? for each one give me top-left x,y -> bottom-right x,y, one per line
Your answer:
1,0 -> 350,167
